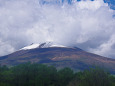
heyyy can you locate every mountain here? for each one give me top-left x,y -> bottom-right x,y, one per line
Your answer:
0,43 -> 115,74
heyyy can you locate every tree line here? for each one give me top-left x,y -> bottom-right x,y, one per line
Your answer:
0,63 -> 115,86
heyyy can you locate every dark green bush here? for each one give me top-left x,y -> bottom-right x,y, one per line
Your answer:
0,63 -> 115,86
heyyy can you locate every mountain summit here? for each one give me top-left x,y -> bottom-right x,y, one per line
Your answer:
20,42 -> 67,50
0,44 -> 115,74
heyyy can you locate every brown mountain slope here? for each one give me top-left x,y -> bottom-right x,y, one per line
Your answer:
0,47 -> 115,74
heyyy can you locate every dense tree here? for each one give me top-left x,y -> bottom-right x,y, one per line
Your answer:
68,68 -> 114,86
0,63 -> 115,86
58,67 -> 74,86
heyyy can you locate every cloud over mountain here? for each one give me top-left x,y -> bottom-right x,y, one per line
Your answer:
0,0 -> 115,58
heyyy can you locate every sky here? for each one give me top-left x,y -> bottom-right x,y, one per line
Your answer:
0,0 -> 115,58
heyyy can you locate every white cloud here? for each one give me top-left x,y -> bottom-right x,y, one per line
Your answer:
89,35 -> 115,57
0,0 -> 115,58
0,39 -> 15,56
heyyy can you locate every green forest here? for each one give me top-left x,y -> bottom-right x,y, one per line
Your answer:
0,63 -> 115,86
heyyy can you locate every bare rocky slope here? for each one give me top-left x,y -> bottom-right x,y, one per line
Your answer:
0,45 -> 115,74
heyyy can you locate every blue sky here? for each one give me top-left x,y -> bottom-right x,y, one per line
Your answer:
104,0 -> 115,9
40,0 -> 115,9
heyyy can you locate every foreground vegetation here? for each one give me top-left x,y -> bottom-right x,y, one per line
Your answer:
0,63 -> 115,86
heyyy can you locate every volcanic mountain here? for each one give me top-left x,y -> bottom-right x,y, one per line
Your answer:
0,42 -> 115,74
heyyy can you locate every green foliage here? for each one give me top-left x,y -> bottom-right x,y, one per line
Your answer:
11,63 -> 58,86
80,68 -> 110,86
58,67 -> 74,86
68,68 -> 114,86
0,63 -> 115,86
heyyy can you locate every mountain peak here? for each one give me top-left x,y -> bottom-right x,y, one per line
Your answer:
20,42 -> 67,50
20,43 -> 40,50
1,42 -> 115,74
